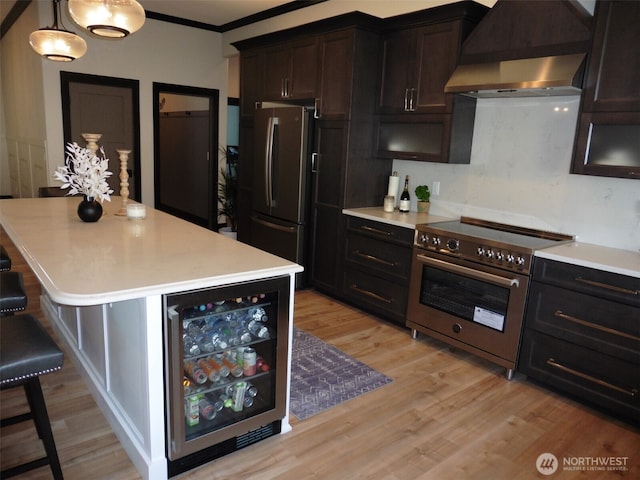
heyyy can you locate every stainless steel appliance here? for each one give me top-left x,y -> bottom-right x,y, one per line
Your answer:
407,217 -> 574,379
250,104 -> 314,288
163,275 -> 290,476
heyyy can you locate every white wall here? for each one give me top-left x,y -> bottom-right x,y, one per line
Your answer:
1,1 -> 228,204
392,96 -> 640,252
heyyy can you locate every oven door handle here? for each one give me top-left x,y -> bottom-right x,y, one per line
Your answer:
416,254 -> 520,288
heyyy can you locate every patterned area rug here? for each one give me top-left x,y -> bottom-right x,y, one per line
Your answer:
290,327 -> 393,420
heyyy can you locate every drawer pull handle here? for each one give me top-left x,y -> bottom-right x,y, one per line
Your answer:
359,225 -> 394,237
546,358 -> 637,397
353,250 -> 396,268
574,276 -> 639,297
349,284 -> 393,304
554,310 -> 640,342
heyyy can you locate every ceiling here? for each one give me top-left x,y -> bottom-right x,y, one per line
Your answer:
140,0 -> 311,29
1,0 -> 329,33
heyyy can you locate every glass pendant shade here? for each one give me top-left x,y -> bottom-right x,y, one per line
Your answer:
29,1 -> 87,61
68,0 -> 146,38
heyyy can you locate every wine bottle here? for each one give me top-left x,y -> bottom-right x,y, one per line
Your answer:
399,175 -> 410,213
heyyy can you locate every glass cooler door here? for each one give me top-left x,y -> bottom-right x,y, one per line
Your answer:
163,275 -> 290,466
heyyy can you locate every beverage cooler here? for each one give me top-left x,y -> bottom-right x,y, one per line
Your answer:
163,275 -> 291,476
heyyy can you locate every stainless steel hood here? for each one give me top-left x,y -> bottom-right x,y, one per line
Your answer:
445,53 -> 586,98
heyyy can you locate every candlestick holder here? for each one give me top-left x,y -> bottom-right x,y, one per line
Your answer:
115,149 -> 132,216
81,133 -> 102,153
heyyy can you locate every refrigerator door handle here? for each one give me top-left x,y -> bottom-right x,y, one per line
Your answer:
264,116 -> 279,208
252,215 -> 297,233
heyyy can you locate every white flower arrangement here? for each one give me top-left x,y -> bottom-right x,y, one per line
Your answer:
54,142 -> 114,202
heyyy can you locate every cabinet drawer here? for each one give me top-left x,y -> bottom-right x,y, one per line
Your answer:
343,267 -> 408,323
519,330 -> 639,423
345,216 -> 414,246
525,282 -> 640,364
345,233 -> 412,281
532,258 -> 640,307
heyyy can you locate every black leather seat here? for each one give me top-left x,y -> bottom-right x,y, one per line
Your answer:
0,271 -> 27,316
0,246 -> 10,271
1,314 -> 64,479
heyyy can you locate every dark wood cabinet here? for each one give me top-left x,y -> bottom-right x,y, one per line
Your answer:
317,29 -> 355,120
375,2 -> 488,163
263,37 -> 319,101
519,258 -> 640,424
342,216 -> 414,325
571,0 -> 640,179
239,50 -> 264,118
379,22 -> 460,114
309,23 -> 389,295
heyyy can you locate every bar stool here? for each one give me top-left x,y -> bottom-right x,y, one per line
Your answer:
0,271 -> 27,316
0,246 -> 10,271
1,314 -> 64,479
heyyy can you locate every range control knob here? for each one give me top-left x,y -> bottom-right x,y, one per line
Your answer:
419,233 -> 428,244
446,239 -> 459,252
506,254 -> 515,264
484,249 -> 494,259
476,247 -> 485,257
515,256 -> 525,266
495,251 -> 504,261
431,236 -> 441,247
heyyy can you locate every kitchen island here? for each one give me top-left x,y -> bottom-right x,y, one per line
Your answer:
0,197 -> 302,480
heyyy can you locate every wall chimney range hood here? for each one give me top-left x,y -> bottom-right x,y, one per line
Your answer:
445,53 -> 586,98
445,0 -> 593,98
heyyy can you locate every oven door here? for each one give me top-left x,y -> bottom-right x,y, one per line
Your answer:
407,249 -> 529,366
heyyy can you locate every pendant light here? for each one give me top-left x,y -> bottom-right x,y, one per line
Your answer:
29,0 -> 87,62
67,0 -> 146,38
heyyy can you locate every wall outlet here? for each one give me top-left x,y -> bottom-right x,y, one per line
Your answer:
432,181 -> 440,196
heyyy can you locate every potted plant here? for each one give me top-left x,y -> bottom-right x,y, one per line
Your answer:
218,163 -> 238,238
415,185 -> 430,214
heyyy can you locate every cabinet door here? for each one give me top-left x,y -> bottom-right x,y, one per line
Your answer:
264,45 -> 291,100
582,1 -> 640,113
571,111 -> 640,179
310,121 -> 348,292
263,38 -> 319,101
413,22 -> 458,113
289,37 -> 319,99
240,50 -> 264,118
318,29 -> 354,119
378,29 -> 415,114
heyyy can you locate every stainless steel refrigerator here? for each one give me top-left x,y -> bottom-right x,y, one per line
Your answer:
250,104 -> 313,288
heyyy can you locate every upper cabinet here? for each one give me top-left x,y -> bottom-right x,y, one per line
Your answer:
571,0 -> 640,179
379,22 -> 460,115
263,37 -> 319,101
375,2 -> 488,163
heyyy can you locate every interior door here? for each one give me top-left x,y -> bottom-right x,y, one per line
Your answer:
61,72 -> 141,201
153,83 -> 219,230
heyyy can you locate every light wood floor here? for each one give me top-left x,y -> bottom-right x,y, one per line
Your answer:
1,232 -> 638,479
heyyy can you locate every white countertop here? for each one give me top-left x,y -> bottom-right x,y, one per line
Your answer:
0,197 -> 302,305
535,242 -> 640,278
344,207 -> 640,278
343,206 -> 453,229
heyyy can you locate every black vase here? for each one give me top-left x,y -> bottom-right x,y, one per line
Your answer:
77,196 -> 103,222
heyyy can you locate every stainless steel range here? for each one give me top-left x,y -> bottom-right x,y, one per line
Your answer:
407,216 -> 574,379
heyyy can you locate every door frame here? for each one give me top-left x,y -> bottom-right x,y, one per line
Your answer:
152,82 -> 219,230
60,71 -> 142,201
